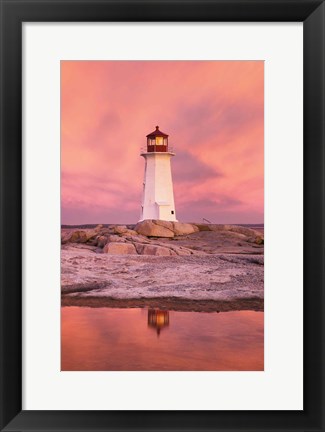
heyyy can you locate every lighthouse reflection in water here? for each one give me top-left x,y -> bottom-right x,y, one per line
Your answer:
147,309 -> 170,337
62,307 -> 264,370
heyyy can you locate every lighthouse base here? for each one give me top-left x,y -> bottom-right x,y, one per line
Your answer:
139,201 -> 178,222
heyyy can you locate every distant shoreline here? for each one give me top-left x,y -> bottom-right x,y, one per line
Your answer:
61,223 -> 265,229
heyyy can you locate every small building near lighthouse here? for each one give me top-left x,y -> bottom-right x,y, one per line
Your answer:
139,126 -> 177,222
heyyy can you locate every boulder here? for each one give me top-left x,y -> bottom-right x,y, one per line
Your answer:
94,224 -> 104,232
135,220 -> 201,237
103,242 -> 137,255
61,231 -> 73,244
108,234 -> 126,243
67,228 -> 101,244
153,220 -> 174,230
134,243 -> 173,256
69,230 -> 89,243
124,235 -> 151,244
173,222 -> 199,236
111,225 -> 128,234
222,224 -> 263,239
205,224 -> 264,242
96,235 -> 107,248
192,224 -> 213,232
135,220 -> 174,238
221,231 -> 248,240
121,229 -> 138,236
204,224 -> 224,232
97,228 -> 112,236
255,236 -> 264,245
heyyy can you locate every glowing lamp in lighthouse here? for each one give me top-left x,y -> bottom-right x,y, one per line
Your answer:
139,126 -> 177,222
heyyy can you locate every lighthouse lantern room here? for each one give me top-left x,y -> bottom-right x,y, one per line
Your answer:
139,126 -> 177,222
146,126 -> 169,152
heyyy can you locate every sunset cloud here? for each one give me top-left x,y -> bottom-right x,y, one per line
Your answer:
61,61 -> 264,224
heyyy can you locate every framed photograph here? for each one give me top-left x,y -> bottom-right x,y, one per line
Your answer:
60,59 -> 265,374
0,0 -> 324,431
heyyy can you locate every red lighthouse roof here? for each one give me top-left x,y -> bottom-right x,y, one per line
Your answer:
146,125 -> 169,138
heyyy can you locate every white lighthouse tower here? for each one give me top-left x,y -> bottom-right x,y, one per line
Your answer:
139,126 -> 177,222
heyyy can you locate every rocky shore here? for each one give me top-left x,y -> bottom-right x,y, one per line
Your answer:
61,221 -> 264,311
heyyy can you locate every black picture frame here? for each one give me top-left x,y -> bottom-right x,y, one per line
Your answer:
0,0 -> 324,431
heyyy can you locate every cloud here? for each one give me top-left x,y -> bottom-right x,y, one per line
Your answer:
61,61 -> 264,224
172,94 -> 263,153
177,203 -> 263,225
172,151 -> 222,184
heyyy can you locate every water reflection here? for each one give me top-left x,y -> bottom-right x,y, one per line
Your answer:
148,309 -> 170,337
61,307 -> 264,371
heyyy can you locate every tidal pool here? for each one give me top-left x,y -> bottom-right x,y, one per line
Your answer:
61,306 -> 264,371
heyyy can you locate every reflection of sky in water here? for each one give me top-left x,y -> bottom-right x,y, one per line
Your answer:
61,307 -> 264,371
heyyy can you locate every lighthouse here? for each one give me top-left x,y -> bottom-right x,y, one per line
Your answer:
139,126 -> 177,222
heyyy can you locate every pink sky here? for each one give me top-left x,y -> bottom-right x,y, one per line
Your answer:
61,61 -> 264,225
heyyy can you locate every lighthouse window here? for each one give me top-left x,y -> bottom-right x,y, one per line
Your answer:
171,210 -> 174,215
156,136 -> 163,145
